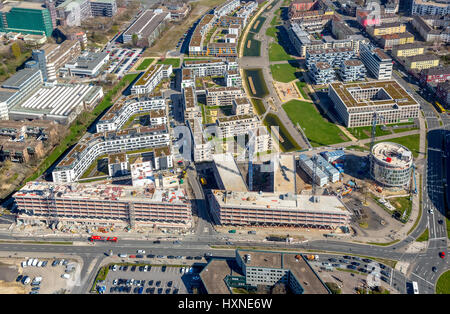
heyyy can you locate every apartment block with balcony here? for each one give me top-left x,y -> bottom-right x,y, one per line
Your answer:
359,44 -> 393,80
337,59 -> 367,82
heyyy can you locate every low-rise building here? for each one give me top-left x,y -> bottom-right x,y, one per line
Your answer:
183,86 -> 202,120
379,31 -> 415,50
60,51 -> 109,78
122,9 -> 171,47
159,2 -> 190,21
403,54 -> 440,70
411,15 -> 450,43
232,97 -> 252,115
367,22 -> 406,36
419,66 -> 450,85
32,40 -> 82,81
391,43 -> 425,58
225,70 -> 242,87
90,0 -> 117,17
215,114 -> 259,138
411,0 -> 450,16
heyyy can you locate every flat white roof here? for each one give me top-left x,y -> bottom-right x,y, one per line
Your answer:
213,153 -> 248,192
274,154 -> 296,193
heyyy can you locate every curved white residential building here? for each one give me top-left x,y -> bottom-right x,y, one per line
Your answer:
370,142 -> 413,187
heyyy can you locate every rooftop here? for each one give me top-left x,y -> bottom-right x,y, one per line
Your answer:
274,155 -> 296,193
371,142 -> 413,169
212,153 -> 248,192
212,190 -> 349,214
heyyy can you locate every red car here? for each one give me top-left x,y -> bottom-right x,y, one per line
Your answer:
439,252 -> 445,259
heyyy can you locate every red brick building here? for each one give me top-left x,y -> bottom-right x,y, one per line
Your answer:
420,66 -> 450,85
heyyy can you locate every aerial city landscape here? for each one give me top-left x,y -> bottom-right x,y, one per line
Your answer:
0,0 -> 448,297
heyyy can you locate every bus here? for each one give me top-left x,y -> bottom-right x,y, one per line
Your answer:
412,281 -> 419,294
88,236 -> 118,243
434,101 -> 446,113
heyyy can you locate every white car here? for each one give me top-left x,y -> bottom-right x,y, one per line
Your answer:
23,277 -> 31,285
137,250 -> 145,254
429,209 -> 434,214
112,265 -> 117,272
21,261 -> 27,268
32,259 -> 38,267
180,268 -> 184,274
33,277 -> 42,282
143,265 -> 148,272
113,279 -> 118,285
27,259 -> 33,266
61,274 -> 70,279
37,261 -> 43,267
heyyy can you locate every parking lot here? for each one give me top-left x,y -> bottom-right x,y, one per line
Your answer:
104,47 -> 143,77
102,263 -> 203,294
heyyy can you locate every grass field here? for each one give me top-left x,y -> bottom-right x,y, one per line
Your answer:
282,100 -> 350,147
263,113 -> 301,152
136,58 -> 154,70
156,58 -> 180,68
295,81 -> 311,100
436,270 -> 450,294
372,134 -> 421,158
348,125 -> 392,140
268,42 -> 293,62
416,228 -> 429,242
270,63 -> 299,83
266,26 -> 278,38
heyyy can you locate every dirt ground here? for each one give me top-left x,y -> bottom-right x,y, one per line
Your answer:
274,81 -> 300,103
0,257 -> 80,294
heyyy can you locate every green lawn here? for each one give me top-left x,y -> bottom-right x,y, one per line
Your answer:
416,228 -> 429,242
348,125 -> 392,140
136,58 -> 154,70
268,42 -> 293,62
295,81 -> 311,100
156,58 -> 180,68
282,100 -> 350,147
270,63 -> 298,83
373,134 -> 421,158
436,270 -> 450,294
266,26 -> 278,38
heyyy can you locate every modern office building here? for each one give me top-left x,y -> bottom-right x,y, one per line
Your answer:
309,62 -> 336,85
207,189 -> 352,228
0,68 -> 43,120
370,142 -> 413,187
0,1 -> 54,36
411,0 -> 449,16
60,51 -> 109,77
32,40 -> 82,81
8,83 -> 103,124
359,44 -> 393,80
200,249 -> 330,294
55,0 -> 91,27
122,9 -> 170,47
338,59 -> 367,82
328,80 -> 420,127
52,125 -> 170,183
131,64 -> 172,95
89,0 -> 117,17
14,182 -> 192,229
96,93 -> 166,132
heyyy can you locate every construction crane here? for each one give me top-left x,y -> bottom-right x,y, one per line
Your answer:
370,111 -> 385,152
246,130 -> 256,191
311,155 -> 319,203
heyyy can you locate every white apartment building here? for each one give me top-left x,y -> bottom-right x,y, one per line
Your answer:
232,97 -> 252,115
96,93 -> 166,132
52,125 -> 170,183
206,86 -> 244,106
215,114 -> 259,138
359,44 -> 393,80
338,59 -> 367,82
412,0 -> 450,15
214,0 -> 240,17
181,68 -> 195,89
131,64 -> 172,95
187,118 -> 212,162
225,70 -> 242,87
183,59 -> 229,77
328,80 -> 420,127
183,86 -> 202,120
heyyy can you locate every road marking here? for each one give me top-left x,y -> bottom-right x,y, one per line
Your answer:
411,272 -> 434,286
